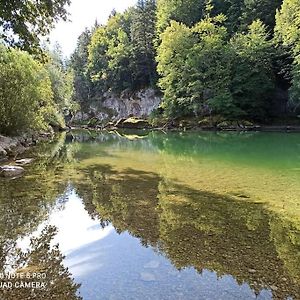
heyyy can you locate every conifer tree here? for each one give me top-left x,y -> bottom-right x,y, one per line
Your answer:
131,0 -> 157,87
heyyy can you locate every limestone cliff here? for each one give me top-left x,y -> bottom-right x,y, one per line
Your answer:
73,88 -> 161,123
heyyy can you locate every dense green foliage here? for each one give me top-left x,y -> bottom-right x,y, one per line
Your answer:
0,45 -> 55,135
131,0 -> 157,87
0,0 -> 75,135
1,0 -> 300,133
212,0 -> 283,34
0,0 -> 70,53
88,12 -> 134,93
0,44 -> 77,135
71,0 -> 157,103
46,45 -> 78,125
227,20 -> 275,119
156,0 -> 283,36
157,16 -> 231,117
156,15 -> 275,119
71,29 -> 94,108
154,0 -> 300,120
69,0 -> 300,122
156,0 -> 205,35
275,0 -> 300,112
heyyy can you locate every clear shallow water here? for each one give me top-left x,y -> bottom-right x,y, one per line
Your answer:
0,130 -> 299,300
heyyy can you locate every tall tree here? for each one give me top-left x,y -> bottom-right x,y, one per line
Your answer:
71,28 -> 94,107
240,0 -> 283,32
213,0 -> 283,34
228,20 -> 275,119
275,0 -> 300,111
156,0 -> 205,36
46,46 -> 76,117
157,13 -> 233,117
131,0 -> 157,88
156,21 -> 196,116
88,10 -> 135,94
212,0 -> 244,34
0,0 -> 70,53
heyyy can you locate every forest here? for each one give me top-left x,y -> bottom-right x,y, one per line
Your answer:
1,0 -> 300,135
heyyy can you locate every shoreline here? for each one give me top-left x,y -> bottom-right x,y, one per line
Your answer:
70,124 -> 300,133
70,116 -> 300,133
0,131 -> 54,162
2,123 -> 300,161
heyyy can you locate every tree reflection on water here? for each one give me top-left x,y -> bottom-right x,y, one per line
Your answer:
0,131 -> 299,300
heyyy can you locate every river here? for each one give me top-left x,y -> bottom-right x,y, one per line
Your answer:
0,130 -> 299,300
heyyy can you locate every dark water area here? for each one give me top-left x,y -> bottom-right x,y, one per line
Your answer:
0,130 -> 299,300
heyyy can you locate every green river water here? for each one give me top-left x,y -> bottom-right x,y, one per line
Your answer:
0,130 -> 299,300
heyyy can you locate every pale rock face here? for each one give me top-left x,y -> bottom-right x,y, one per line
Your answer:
103,88 -> 161,120
72,112 -> 90,122
74,88 -> 161,123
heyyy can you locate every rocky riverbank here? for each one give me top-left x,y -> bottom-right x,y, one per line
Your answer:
72,116 -> 300,133
0,132 -> 54,161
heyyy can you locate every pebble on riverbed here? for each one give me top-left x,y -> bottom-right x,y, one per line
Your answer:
15,158 -> 34,165
0,165 -> 25,178
0,146 -> 7,157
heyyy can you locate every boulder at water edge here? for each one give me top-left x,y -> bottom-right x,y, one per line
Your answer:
115,117 -> 151,129
0,165 -> 25,178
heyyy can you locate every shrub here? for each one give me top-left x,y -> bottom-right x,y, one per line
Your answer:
0,45 -> 55,135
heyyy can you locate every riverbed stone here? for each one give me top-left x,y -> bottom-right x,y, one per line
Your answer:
248,268 -> 257,273
0,165 -> 25,177
0,146 -> 7,158
15,158 -> 34,165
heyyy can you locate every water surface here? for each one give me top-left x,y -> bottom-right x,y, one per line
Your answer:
0,130 -> 299,300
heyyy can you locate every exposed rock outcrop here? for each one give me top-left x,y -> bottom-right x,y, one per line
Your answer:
0,135 -> 25,158
103,89 -> 161,119
73,88 -> 161,124
0,132 -> 53,159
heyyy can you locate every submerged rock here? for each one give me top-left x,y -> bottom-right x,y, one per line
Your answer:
15,158 -> 34,165
248,268 -> 257,273
0,146 -> 7,158
0,165 -> 25,178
